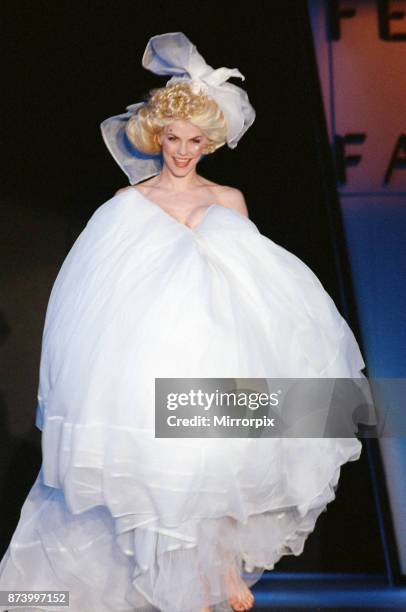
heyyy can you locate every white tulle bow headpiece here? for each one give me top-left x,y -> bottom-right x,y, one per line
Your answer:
100,32 -> 255,185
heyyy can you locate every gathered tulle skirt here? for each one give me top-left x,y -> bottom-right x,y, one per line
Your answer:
0,191 -> 368,611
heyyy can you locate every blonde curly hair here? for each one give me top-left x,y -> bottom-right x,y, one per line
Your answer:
125,82 -> 227,155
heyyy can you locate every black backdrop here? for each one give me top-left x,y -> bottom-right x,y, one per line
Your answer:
0,0 -> 383,576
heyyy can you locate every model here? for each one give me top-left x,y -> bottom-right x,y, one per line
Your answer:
0,33 -> 368,612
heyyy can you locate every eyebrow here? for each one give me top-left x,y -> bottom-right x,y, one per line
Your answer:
167,131 -> 202,139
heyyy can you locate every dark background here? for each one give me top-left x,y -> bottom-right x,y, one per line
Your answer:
0,0 -> 384,576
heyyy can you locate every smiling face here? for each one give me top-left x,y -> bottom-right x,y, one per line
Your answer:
157,120 -> 210,177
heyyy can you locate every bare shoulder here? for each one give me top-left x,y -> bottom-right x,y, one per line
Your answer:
114,177 -> 156,197
213,185 -> 249,218
114,185 -> 133,196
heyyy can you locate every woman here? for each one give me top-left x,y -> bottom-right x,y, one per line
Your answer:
0,33 -> 369,612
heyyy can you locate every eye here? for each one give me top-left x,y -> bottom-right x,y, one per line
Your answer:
192,138 -> 202,143
167,135 -> 178,141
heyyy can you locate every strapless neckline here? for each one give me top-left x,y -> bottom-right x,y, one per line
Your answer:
130,187 -> 219,232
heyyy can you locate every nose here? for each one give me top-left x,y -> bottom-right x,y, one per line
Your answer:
177,140 -> 188,156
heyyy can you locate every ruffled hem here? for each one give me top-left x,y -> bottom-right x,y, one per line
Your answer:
0,435 -> 362,612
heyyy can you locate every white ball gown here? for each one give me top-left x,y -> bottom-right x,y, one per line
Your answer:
0,188 -> 367,612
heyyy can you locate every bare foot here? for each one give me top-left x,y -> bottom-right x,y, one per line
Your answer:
226,566 -> 255,611
199,569 -> 212,611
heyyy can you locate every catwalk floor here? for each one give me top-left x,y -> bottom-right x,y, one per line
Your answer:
250,571 -> 406,609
